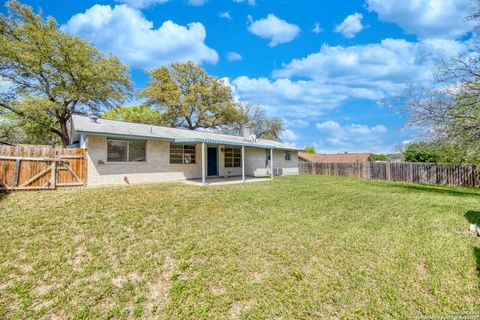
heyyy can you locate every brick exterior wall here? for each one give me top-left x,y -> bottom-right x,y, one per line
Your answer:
85,135 -> 298,186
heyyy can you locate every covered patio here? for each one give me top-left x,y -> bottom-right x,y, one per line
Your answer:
173,139 -> 275,186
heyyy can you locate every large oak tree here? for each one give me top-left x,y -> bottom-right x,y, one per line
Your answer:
0,0 -> 132,146
139,62 -> 241,130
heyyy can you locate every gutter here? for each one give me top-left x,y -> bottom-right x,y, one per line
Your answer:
75,130 -> 174,142
173,138 -> 276,149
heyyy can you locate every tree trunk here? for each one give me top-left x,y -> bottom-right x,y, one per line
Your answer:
58,120 -> 70,147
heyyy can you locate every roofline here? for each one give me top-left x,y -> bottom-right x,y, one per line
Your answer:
77,131 -> 301,150
72,114 -> 253,141
75,130 -> 173,142
173,138 -> 276,149
72,114 -> 299,151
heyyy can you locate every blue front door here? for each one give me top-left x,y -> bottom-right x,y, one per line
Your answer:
207,147 -> 218,176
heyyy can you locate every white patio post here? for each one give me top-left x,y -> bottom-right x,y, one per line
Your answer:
80,134 -> 87,148
201,142 -> 206,185
270,148 -> 274,180
241,145 -> 245,182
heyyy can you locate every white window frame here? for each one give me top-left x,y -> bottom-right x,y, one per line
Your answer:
285,151 -> 291,161
170,144 -> 196,164
225,147 -> 241,168
107,139 -> 147,163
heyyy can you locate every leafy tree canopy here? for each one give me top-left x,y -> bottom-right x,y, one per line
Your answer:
103,105 -> 164,126
372,154 -> 389,161
0,109 -> 58,145
304,146 -> 316,154
140,62 -> 241,130
0,0 -> 132,146
404,142 -> 440,163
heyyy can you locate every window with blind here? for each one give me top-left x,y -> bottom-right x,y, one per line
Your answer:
285,151 -> 291,161
225,147 -> 241,168
170,144 -> 196,164
107,139 -> 146,162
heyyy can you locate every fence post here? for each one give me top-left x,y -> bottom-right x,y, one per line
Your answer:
12,159 -> 20,188
83,149 -> 88,187
50,160 -> 57,189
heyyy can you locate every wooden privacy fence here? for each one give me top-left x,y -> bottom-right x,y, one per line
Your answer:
299,162 -> 480,188
0,145 -> 87,191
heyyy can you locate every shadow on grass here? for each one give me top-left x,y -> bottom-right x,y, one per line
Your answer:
392,183 -> 480,197
465,211 -> 480,225
0,192 -> 7,202
475,248 -> 480,281
465,211 -> 480,283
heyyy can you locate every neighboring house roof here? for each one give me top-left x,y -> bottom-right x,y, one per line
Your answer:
70,115 -> 300,151
298,152 -> 374,163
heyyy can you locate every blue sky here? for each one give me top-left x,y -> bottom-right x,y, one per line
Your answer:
6,0 -> 475,153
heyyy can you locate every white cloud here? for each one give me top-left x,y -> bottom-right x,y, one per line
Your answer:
286,118 -> 309,128
116,0 -> 208,8
227,52 -> 243,62
315,121 -> 388,152
62,5 -> 218,69
219,11 -> 232,20
188,0 -> 206,6
366,0 -> 473,39
280,129 -> 299,143
231,76 -> 348,118
229,38 -> 465,122
233,0 -> 255,5
248,14 -> 300,47
115,0 -> 169,9
335,13 -> 364,39
312,22 -> 322,34
274,38 -> 465,97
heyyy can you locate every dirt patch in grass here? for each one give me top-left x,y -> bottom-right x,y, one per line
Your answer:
146,256 -> 176,315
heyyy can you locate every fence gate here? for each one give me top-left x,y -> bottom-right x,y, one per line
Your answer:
0,145 -> 87,191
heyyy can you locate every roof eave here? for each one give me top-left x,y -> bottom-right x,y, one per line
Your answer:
76,130 -> 174,142
76,130 -> 300,151
173,138 -> 276,149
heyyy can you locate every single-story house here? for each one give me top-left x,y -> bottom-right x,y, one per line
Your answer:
69,115 -> 300,187
298,152 -> 374,163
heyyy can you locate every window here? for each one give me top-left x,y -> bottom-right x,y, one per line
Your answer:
225,147 -> 241,168
170,144 -> 196,164
107,139 -> 146,162
285,151 -> 291,161
129,141 -> 147,162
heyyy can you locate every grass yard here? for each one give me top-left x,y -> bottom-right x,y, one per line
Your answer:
0,175 -> 479,319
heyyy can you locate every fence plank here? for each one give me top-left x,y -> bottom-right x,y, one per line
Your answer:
12,159 -> 20,188
299,161 -> 479,188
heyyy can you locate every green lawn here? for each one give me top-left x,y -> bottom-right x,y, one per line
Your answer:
0,175 -> 479,319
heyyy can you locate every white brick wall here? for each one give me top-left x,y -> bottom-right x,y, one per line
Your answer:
86,136 -> 202,186
218,145 -> 242,177
85,135 -> 298,186
245,147 -> 299,176
273,149 -> 299,175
